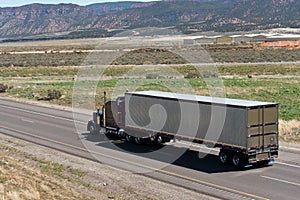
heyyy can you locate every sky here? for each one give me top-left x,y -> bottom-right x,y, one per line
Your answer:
0,0 -> 158,8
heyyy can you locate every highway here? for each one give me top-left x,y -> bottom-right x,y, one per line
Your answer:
0,99 -> 299,200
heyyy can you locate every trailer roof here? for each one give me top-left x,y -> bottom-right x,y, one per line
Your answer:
126,91 -> 277,108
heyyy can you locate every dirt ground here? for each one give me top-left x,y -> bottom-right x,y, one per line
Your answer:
0,133 -> 219,200
260,40 -> 300,49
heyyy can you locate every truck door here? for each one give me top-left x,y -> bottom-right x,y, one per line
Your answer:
262,106 -> 278,148
117,97 -> 125,128
248,107 -> 263,150
105,101 -> 119,129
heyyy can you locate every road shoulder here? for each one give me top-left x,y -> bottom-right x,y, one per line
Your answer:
0,133 -> 219,200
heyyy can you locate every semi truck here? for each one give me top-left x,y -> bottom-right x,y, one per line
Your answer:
87,91 -> 279,167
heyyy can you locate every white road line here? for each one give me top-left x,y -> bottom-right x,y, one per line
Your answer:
260,175 -> 300,187
276,161 -> 300,169
0,104 -> 86,124
21,118 -> 34,123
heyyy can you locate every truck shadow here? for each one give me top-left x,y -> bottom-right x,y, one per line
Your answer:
81,133 -> 271,174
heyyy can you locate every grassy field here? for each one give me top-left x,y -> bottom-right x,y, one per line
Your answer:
1,66 -> 300,120
0,52 -> 88,67
175,64 -> 300,77
0,66 -> 78,77
206,47 -> 300,63
0,43 -> 299,67
6,76 -> 298,120
2,73 -> 300,143
0,42 -> 299,143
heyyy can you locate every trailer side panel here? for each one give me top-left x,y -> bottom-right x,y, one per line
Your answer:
125,92 -> 249,148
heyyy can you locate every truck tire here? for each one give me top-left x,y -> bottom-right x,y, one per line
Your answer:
117,129 -> 125,138
125,134 -> 133,143
232,153 -> 245,167
134,137 -> 142,144
156,136 -> 164,144
219,150 -> 230,164
88,121 -> 98,134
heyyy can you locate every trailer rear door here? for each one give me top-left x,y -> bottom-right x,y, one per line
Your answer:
247,105 -> 278,151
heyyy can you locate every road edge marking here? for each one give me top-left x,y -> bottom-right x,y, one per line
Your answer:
0,104 -> 85,124
261,175 -> 300,187
276,161 -> 300,169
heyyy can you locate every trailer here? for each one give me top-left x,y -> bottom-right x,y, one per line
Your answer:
87,91 -> 279,167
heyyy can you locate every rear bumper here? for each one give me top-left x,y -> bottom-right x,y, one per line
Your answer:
248,149 -> 278,164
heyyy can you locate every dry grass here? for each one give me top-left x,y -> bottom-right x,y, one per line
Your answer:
279,120 -> 300,143
0,156 -> 95,200
0,135 -> 219,200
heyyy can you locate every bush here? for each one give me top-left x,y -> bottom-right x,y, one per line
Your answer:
0,83 -> 8,93
202,71 -> 219,78
184,72 -> 201,78
146,74 -> 159,79
184,71 -> 219,79
47,90 -> 62,100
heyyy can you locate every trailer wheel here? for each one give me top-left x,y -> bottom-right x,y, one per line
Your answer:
219,150 -> 230,164
156,136 -> 164,144
117,129 -> 125,138
232,153 -> 245,167
134,137 -> 142,145
125,134 -> 132,143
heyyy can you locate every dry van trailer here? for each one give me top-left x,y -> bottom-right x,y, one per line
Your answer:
87,91 -> 279,167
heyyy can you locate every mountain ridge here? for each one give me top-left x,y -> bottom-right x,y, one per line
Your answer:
0,0 -> 299,38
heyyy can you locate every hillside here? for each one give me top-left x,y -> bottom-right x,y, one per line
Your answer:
87,1 -> 156,14
0,4 -> 99,37
0,0 -> 299,39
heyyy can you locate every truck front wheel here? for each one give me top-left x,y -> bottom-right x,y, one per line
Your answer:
88,121 -> 98,134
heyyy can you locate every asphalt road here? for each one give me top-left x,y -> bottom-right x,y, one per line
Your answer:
0,99 -> 299,200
